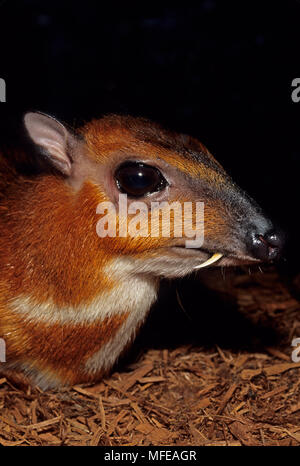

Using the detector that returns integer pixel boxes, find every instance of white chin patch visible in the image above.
[194,252,223,269]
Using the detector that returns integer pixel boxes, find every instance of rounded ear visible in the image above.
[24,112,75,176]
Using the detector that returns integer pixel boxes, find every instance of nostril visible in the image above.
[264,230,285,249]
[247,228,285,261]
[257,234,278,260]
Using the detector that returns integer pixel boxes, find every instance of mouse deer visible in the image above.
[0,112,284,388]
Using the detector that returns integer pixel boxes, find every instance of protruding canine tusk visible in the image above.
[194,252,223,269]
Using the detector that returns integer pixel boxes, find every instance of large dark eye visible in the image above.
[114,162,168,197]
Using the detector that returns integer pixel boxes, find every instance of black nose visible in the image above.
[247,228,285,261]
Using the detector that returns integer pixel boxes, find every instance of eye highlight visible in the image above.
[114,161,168,197]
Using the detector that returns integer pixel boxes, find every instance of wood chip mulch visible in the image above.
[0,265,299,446]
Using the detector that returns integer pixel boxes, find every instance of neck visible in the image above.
[0,174,159,388]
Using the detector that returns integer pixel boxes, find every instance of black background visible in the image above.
[0,0,299,354]
[0,0,299,295]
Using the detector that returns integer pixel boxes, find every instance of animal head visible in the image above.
[23,111,284,278]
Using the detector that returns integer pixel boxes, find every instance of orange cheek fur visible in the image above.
[82,120,232,250]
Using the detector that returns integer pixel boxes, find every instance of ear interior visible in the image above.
[24,112,73,176]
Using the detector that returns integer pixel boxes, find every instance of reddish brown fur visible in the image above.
[0,177,115,307]
[0,306,129,385]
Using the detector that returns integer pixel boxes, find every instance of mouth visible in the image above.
[171,245,261,269]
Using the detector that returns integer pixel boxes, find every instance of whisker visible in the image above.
[175,288,193,322]
[221,266,226,281]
